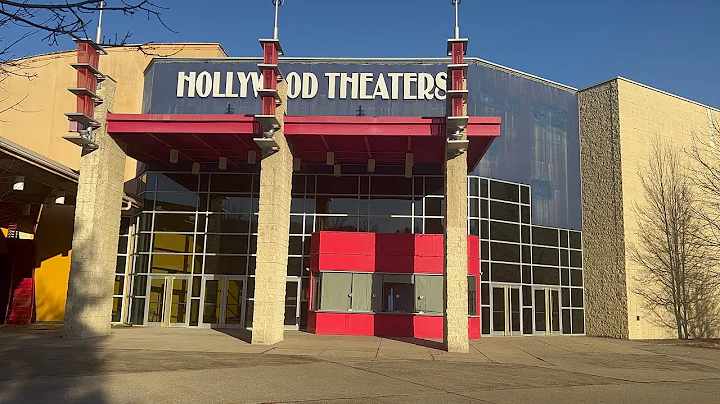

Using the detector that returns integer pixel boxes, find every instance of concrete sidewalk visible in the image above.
[1,325,719,403]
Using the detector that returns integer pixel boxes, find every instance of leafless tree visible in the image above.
[630,139,720,339]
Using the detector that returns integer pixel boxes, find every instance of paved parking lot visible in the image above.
[1,325,719,403]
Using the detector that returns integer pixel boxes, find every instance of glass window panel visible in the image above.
[481,283,489,306]
[116,256,127,274]
[289,215,303,234]
[572,309,585,334]
[491,242,520,263]
[469,177,479,197]
[561,250,569,266]
[205,234,249,255]
[571,288,584,307]
[521,186,530,204]
[521,206,530,224]
[130,298,145,325]
[480,179,488,198]
[469,219,479,236]
[481,262,489,281]
[152,233,197,254]
[292,175,306,194]
[481,241,489,260]
[569,232,582,249]
[491,263,521,283]
[317,176,358,194]
[481,220,489,239]
[352,273,373,312]
[301,277,310,301]
[150,254,195,274]
[522,266,532,284]
[562,309,572,334]
[425,177,443,196]
[521,226,530,244]
[482,306,490,334]
[425,218,444,234]
[288,236,303,255]
[205,195,254,214]
[468,276,477,316]
[203,280,221,324]
[490,201,519,222]
[302,236,311,256]
[288,257,303,276]
[135,254,150,274]
[570,251,583,268]
[305,216,315,234]
[533,266,560,285]
[367,197,412,216]
[306,175,316,194]
[203,255,247,275]
[154,192,198,212]
[415,275,443,314]
[522,245,531,264]
[414,218,422,234]
[113,275,124,295]
[117,236,129,254]
[153,213,197,233]
[156,173,198,192]
[490,221,519,242]
[284,305,298,326]
[561,268,570,286]
[143,172,158,192]
[111,297,122,322]
[205,214,252,234]
[532,227,559,247]
[571,269,583,286]
[199,174,211,192]
[248,256,256,275]
[290,198,305,214]
[245,299,254,327]
[560,230,569,248]
[533,246,559,266]
[523,307,533,334]
[490,181,519,202]
[522,285,532,306]
[138,213,152,232]
[359,176,369,194]
[250,235,257,254]
[469,198,479,217]
[371,176,412,195]
[207,174,253,193]
[316,195,359,215]
[189,300,200,326]
[562,288,571,307]
[192,277,201,297]
[481,199,488,218]
[424,197,444,216]
[320,272,352,311]
[492,287,505,332]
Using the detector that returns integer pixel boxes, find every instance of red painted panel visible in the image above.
[263,43,278,65]
[452,69,464,91]
[375,255,414,273]
[469,317,481,339]
[414,256,443,274]
[451,42,464,65]
[263,70,277,90]
[452,97,464,117]
[311,312,481,339]
[375,233,414,256]
[315,253,375,272]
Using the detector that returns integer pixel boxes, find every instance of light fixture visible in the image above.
[170,149,179,164]
[219,157,228,171]
[247,150,257,165]
[192,162,200,175]
[326,151,334,165]
[13,176,24,191]
[333,164,341,177]
[55,191,66,205]
[293,157,301,171]
[367,158,376,173]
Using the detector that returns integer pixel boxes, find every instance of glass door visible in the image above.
[146,276,190,327]
[490,284,522,336]
[202,277,245,329]
[284,278,300,330]
[534,287,562,335]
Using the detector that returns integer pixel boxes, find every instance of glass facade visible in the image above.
[123,171,584,335]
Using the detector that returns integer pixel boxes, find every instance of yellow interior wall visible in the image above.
[33,205,75,322]
[617,78,720,339]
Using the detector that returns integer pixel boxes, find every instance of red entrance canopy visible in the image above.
[107,114,500,168]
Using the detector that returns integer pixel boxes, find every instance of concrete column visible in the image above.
[443,140,470,352]
[64,77,125,339]
[251,80,292,345]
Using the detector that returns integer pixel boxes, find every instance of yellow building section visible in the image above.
[616,78,720,339]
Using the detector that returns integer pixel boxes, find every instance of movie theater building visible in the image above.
[2,39,717,342]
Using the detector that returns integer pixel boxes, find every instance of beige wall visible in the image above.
[0,43,227,181]
[616,78,720,339]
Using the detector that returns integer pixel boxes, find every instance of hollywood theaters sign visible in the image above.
[176,71,448,101]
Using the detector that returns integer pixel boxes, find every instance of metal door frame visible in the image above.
[145,275,191,327]
[490,283,522,336]
[533,286,562,336]
[199,275,247,329]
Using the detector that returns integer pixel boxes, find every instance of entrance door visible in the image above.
[534,287,561,335]
[284,278,300,330]
[491,284,522,336]
[202,277,246,328]
[147,276,190,327]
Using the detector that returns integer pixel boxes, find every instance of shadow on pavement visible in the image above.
[214,328,253,343]
[383,336,445,350]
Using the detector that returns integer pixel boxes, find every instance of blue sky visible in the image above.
[7,0,720,107]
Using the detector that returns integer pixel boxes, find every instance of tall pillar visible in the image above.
[251,38,292,345]
[443,37,470,353]
[63,76,125,339]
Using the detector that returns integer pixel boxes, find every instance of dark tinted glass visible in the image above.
[469,177,479,197]
[317,175,358,194]
[481,283,489,305]
[206,214,252,234]
[425,218,444,234]
[425,197,444,216]
[369,217,413,234]
[561,268,570,286]
[562,288,570,307]
[154,192,198,212]
[522,285,531,306]
[117,237,129,254]
[291,175,306,194]
[491,263,521,283]
[533,246,559,266]
[572,309,585,334]
[560,250,569,266]
[480,179,488,197]
[481,262,489,281]
[570,269,583,286]
[520,186,530,204]
[154,213,197,233]
[205,234,249,254]
[570,251,583,268]
[562,309,572,333]
[482,307,490,334]
[490,181,519,202]
[372,176,411,195]
[491,242,520,262]
[425,177,443,196]
[469,198,479,217]
[481,220,489,239]
[560,230,569,247]
[203,255,247,275]
[469,219,480,237]
[210,174,253,193]
[521,226,530,244]
[367,197,412,216]
[522,266,531,283]
[481,199,488,218]
[569,232,582,249]
[522,245,531,264]
[490,201,519,222]
[532,227,558,247]
[571,289,584,307]
[490,221,520,242]
[533,266,560,285]
[521,206,530,224]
